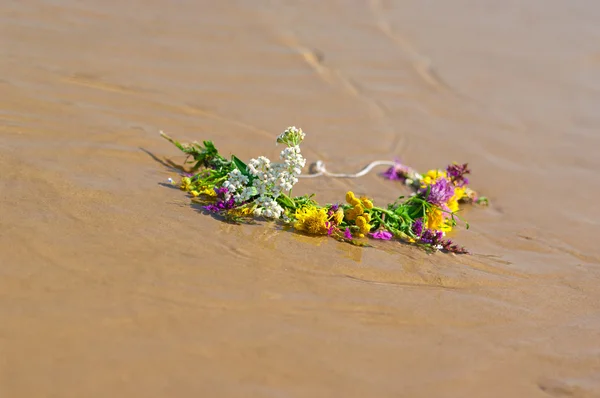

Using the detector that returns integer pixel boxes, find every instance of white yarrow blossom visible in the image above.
[254,197,283,219]
[222,169,249,200]
[223,127,307,219]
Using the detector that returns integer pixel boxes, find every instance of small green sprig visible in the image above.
[160,131,229,171]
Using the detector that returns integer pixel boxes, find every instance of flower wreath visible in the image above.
[161,126,488,254]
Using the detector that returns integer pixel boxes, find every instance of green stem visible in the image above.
[371,206,396,217]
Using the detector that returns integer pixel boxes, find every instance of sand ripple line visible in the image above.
[62,73,149,95]
[63,72,272,139]
[277,31,387,119]
[63,73,273,139]
[177,104,273,140]
[368,0,452,93]
[278,32,358,95]
[344,274,464,290]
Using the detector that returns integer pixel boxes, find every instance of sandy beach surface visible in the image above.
[2,1,600,397]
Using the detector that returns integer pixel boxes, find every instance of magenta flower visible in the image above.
[327,203,341,218]
[370,230,393,240]
[326,222,335,236]
[344,227,353,240]
[381,159,414,182]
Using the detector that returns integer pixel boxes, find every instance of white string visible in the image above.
[299,160,396,178]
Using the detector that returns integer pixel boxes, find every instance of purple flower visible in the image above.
[446,163,471,187]
[412,218,444,247]
[412,218,424,236]
[214,186,229,196]
[370,230,393,240]
[327,203,340,218]
[203,197,235,213]
[381,167,402,181]
[418,178,455,206]
[203,186,236,213]
[411,217,468,252]
[344,227,353,240]
[419,229,444,245]
[441,239,470,254]
[381,159,414,181]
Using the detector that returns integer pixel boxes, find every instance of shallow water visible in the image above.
[1,1,600,396]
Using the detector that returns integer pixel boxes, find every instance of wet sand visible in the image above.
[1,1,600,396]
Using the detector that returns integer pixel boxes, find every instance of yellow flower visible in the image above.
[447,198,459,213]
[446,186,465,213]
[180,177,192,191]
[345,208,356,221]
[346,191,361,206]
[454,186,466,201]
[200,187,217,197]
[332,208,344,224]
[426,208,453,233]
[361,197,374,209]
[190,190,200,197]
[345,203,364,221]
[229,206,254,217]
[354,203,364,216]
[422,169,447,186]
[355,216,372,235]
[344,192,374,225]
[346,191,356,204]
[356,216,367,227]
[294,206,329,235]
[347,191,374,209]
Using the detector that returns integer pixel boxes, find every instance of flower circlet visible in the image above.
[161,126,482,254]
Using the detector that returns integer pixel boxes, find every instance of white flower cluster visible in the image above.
[253,197,283,219]
[250,145,306,197]
[247,156,273,196]
[221,127,307,219]
[222,169,250,202]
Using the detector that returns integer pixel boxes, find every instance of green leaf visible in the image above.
[231,155,249,176]
[160,132,186,151]
[395,230,413,241]
[203,140,217,152]
[408,203,425,219]
[476,196,489,206]
[161,133,229,170]
[277,193,296,209]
